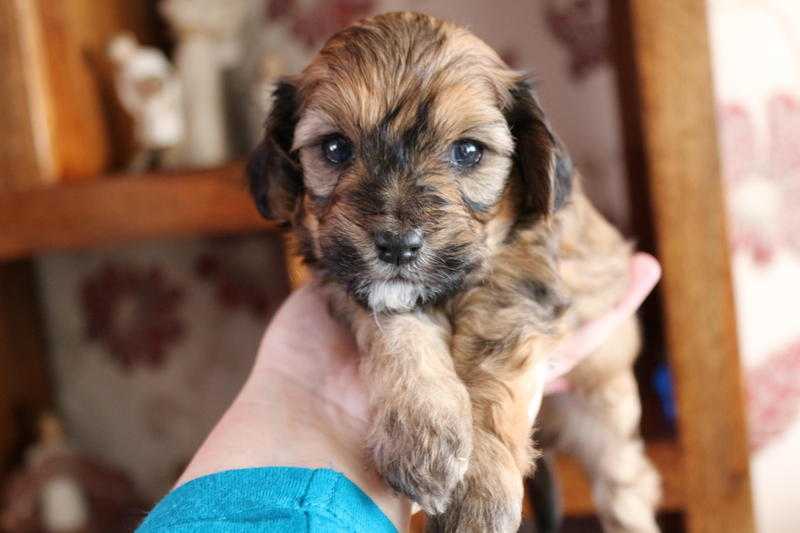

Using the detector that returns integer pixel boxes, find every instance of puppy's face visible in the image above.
[249,13,570,312]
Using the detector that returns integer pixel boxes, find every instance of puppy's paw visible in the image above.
[593,453,662,533]
[425,468,523,533]
[370,404,472,514]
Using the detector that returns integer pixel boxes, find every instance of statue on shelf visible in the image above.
[160,0,250,168]
[108,33,185,172]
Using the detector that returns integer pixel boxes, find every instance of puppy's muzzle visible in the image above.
[375,229,423,266]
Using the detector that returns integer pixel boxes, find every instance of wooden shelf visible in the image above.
[0,162,278,260]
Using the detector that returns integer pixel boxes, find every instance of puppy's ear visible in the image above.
[247,80,303,223]
[505,79,573,218]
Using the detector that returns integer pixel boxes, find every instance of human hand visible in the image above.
[175,253,660,530]
[174,281,410,526]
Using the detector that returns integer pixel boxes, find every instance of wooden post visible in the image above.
[0,262,52,468]
[0,0,52,468]
[623,2,755,532]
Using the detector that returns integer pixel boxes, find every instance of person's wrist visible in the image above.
[242,370,412,531]
[176,366,411,531]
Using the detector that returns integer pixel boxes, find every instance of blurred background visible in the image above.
[0,0,797,532]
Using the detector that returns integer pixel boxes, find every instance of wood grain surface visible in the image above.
[0,162,277,260]
[625,2,755,532]
[31,0,162,181]
[0,0,54,470]
[0,0,54,189]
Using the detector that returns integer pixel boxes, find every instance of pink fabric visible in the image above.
[710,1,800,530]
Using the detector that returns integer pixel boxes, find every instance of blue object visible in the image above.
[136,467,396,532]
[652,363,677,425]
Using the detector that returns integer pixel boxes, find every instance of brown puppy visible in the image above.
[248,12,660,533]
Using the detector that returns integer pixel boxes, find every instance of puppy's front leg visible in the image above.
[427,351,542,533]
[429,278,564,533]
[352,309,473,514]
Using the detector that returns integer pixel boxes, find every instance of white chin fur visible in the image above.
[367,280,424,312]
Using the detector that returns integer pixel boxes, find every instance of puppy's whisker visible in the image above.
[372,307,384,333]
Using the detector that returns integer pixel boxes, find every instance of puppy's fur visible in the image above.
[249,12,660,532]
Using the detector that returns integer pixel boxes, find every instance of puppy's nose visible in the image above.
[375,229,423,265]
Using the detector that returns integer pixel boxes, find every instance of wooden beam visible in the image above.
[0,0,54,470]
[0,261,51,469]
[0,163,277,260]
[0,0,54,189]
[623,2,755,532]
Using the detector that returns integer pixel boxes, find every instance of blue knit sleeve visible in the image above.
[136,467,397,533]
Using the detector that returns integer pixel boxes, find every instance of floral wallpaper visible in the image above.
[81,262,186,370]
[37,235,289,499]
[710,2,800,531]
[543,0,609,80]
[266,0,375,47]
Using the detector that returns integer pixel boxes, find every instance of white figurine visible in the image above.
[26,415,89,533]
[108,34,185,171]
[160,0,250,167]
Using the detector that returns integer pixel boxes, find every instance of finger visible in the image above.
[544,377,570,394]
[610,252,661,321]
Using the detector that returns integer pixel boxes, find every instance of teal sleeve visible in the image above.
[136,467,397,533]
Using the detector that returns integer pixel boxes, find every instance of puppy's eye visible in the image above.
[321,134,353,166]
[450,139,483,169]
